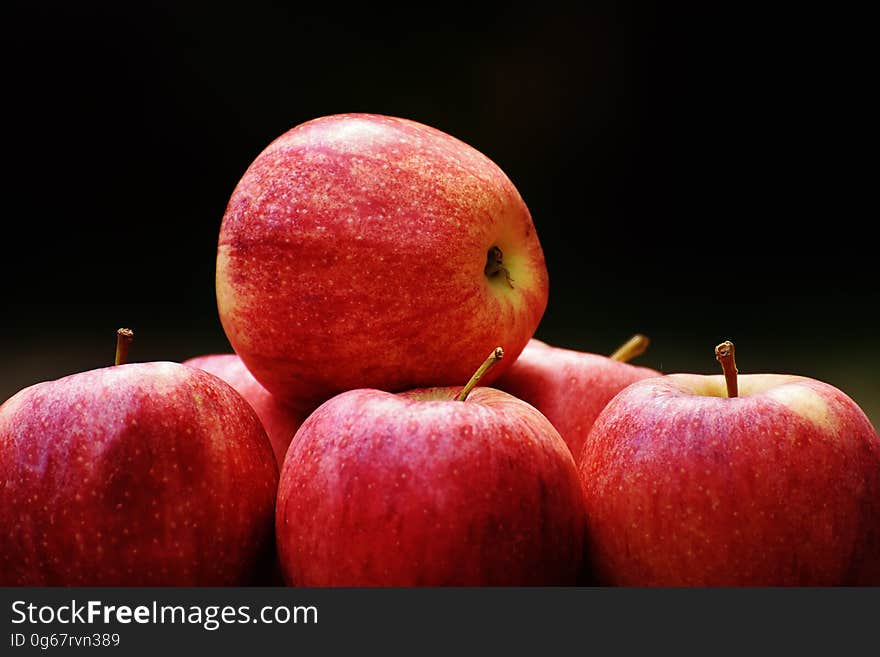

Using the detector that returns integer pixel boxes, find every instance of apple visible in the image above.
[216,113,549,414]
[0,329,279,586]
[275,348,586,585]
[578,341,880,586]
[496,334,660,458]
[183,353,303,466]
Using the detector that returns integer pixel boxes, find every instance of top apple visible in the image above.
[216,114,549,412]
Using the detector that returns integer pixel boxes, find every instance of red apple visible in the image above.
[578,341,880,586]
[216,113,549,414]
[0,330,278,586]
[275,349,585,585]
[183,353,303,466]
[496,335,660,458]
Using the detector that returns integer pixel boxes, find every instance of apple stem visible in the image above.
[455,347,504,401]
[609,334,650,362]
[115,328,134,366]
[714,340,738,398]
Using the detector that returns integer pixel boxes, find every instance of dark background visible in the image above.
[3,3,877,425]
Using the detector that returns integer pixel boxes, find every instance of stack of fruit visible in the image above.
[2,115,877,586]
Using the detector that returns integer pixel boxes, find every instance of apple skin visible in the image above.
[276,386,586,586]
[217,113,549,413]
[183,354,303,466]
[578,373,880,586]
[496,338,660,458]
[0,362,279,586]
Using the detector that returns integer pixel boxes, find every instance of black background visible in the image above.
[3,3,877,424]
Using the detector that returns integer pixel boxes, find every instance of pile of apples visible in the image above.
[2,114,878,586]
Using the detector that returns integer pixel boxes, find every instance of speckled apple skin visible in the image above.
[276,387,585,586]
[217,113,549,414]
[496,339,660,458]
[0,362,279,586]
[184,354,302,466]
[578,374,880,586]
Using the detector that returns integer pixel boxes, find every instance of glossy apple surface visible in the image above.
[0,362,278,586]
[184,353,302,466]
[578,374,880,585]
[497,338,659,458]
[276,386,585,585]
[217,113,549,413]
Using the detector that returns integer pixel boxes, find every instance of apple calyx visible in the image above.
[714,340,738,398]
[484,246,514,288]
[114,328,134,366]
[609,334,651,363]
[455,347,504,401]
